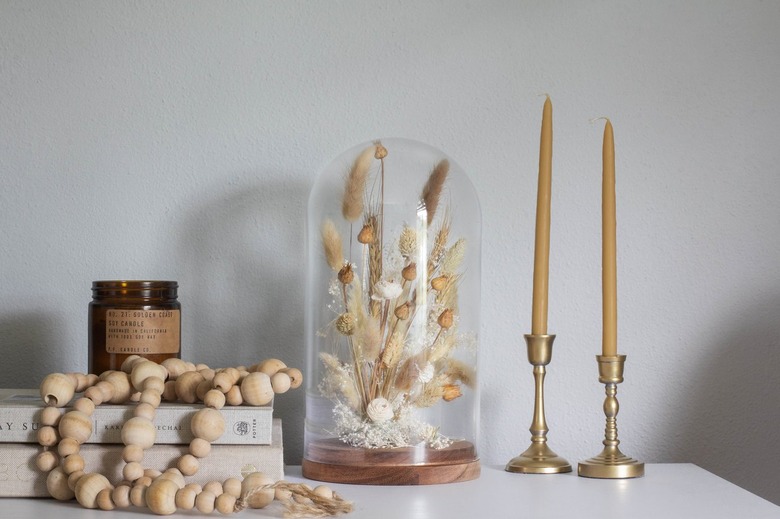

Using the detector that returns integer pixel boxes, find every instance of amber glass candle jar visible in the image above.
[89,280,181,374]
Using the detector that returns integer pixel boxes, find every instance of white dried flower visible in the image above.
[398,226,418,258]
[418,362,435,384]
[366,397,394,423]
[370,280,403,301]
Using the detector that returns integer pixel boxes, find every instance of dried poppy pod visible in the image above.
[357,224,374,244]
[402,262,417,281]
[374,143,388,159]
[337,263,354,284]
[240,372,274,405]
[335,313,356,335]
[431,275,448,291]
[40,373,75,408]
[394,301,411,320]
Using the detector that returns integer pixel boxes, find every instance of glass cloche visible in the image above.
[303,138,481,484]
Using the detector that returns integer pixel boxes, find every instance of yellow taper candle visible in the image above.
[531,96,553,335]
[602,119,618,357]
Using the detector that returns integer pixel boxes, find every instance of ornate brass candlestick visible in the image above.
[506,334,571,474]
[578,355,644,479]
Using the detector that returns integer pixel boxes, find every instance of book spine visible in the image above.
[0,405,272,445]
[0,420,283,497]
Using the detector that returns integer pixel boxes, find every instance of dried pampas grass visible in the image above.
[420,159,449,225]
[342,145,376,222]
[321,219,344,271]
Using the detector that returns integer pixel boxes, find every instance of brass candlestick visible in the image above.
[578,355,644,479]
[506,334,572,474]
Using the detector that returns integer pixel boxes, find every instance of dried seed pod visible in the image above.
[374,143,388,159]
[175,371,205,404]
[437,308,454,329]
[335,313,356,335]
[402,262,417,281]
[271,372,292,394]
[241,472,274,509]
[121,417,156,449]
[442,384,462,401]
[75,472,112,509]
[279,368,303,389]
[431,275,448,291]
[240,372,274,406]
[40,373,75,408]
[191,408,225,442]
[47,466,75,501]
[394,301,411,320]
[59,410,92,444]
[146,478,179,515]
[337,263,354,284]
[255,359,287,377]
[357,224,374,244]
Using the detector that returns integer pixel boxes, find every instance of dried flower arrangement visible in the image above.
[317,141,476,450]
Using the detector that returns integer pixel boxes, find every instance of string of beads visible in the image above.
[36,355,351,516]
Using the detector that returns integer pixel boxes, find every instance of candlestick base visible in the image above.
[577,355,644,479]
[505,334,572,475]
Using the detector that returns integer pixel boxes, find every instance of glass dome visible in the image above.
[303,138,481,484]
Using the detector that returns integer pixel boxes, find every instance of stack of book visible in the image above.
[0,388,283,497]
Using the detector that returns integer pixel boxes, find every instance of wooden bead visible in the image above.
[122,444,143,463]
[215,493,237,514]
[130,484,146,507]
[203,480,223,496]
[73,397,95,416]
[222,477,242,498]
[161,358,189,380]
[85,373,100,387]
[144,468,163,479]
[175,371,204,403]
[58,437,80,457]
[143,375,166,394]
[121,417,156,449]
[37,425,59,446]
[46,467,75,501]
[75,472,112,509]
[59,410,92,444]
[136,476,153,487]
[313,485,333,499]
[184,483,202,494]
[74,373,91,392]
[198,368,216,381]
[162,468,186,488]
[36,450,58,471]
[195,363,209,371]
[139,388,162,408]
[240,372,274,405]
[271,372,292,394]
[95,381,115,402]
[146,478,179,515]
[280,367,303,389]
[67,470,84,491]
[162,380,177,401]
[178,453,199,476]
[134,402,156,420]
[225,385,243,406]
[195,490,216,513]
[130,360,167,392]
[195,379,212,401]
[120,354,143,373]
[212,372,233,393]
[189,437,211,458]
[62,453,85,475]
[204,389,226,409]
[129,391,141,402]
[241,472,274,508]
[191,408,225,442]
[97,488,115,510]
[256,359,287,377]
[112,484,132,508]
[84,386,104,405]
[40,373,75,407]
[123,461,144,482]
[40,406,62,426]
[175,487,197,510]
[274,481,292,501]
[103,371,133,403]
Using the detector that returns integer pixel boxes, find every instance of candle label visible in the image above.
[104,309,180,354]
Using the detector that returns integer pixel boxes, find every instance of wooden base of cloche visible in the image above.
[302,438,480,485]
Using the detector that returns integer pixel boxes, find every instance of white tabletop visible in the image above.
[3,464,778,518]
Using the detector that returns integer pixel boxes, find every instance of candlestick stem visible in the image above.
[506,334,571,474]
[578,355,644,479]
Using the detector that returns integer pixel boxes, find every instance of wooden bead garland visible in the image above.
[36,357,352,517]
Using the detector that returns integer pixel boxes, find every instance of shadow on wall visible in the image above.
[0,313,69,388]
[670,293,780,505]
[174,174,310,464]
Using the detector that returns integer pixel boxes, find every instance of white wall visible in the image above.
[2,0,778,505]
